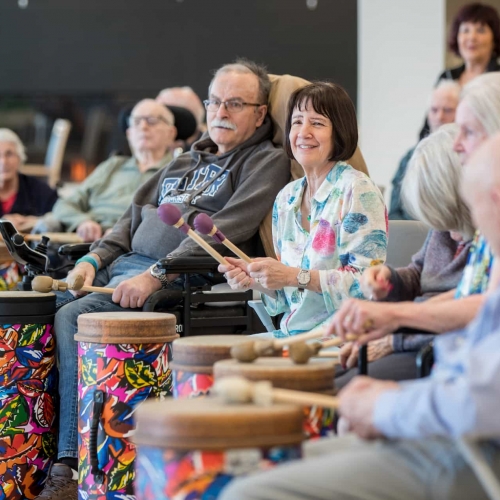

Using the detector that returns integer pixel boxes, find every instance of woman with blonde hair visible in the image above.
[336,124,474,385]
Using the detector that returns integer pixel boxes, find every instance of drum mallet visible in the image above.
[157,204,230,266]
[288,335,357,365]
[193,213,252,263]
[32,275,114,294]
[213,376,340,409]
[230,326,344,363]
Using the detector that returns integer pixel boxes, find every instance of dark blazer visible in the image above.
[419,57,500,140]
[0,173,58,217]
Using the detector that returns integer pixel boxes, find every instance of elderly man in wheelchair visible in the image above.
[21,58,291,499]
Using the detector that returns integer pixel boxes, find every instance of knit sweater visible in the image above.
[51,154,171,232]
[389,230,472,352]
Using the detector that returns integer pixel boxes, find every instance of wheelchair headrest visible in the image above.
[118,104,198,141]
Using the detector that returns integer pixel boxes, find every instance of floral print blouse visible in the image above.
[262,162,388,337]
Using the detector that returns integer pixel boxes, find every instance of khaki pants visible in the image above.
[220,434,500,500]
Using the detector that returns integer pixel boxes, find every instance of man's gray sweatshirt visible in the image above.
[90,116,291,266]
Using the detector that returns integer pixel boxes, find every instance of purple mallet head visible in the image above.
[157,203,182,226]
[157,203,190,234]
[194,212,225,244]
[193,213,214,234]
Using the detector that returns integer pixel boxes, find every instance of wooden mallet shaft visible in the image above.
[211,227,252,263]
[193,213,252,263]
[23,233,84,244]
[157,204,230,266]
[213,376,340,409]
[185,227,230,266]
[32,275,114,294]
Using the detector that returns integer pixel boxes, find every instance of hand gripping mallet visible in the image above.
[213,376,340,409]
[157,204,230,266]
[193,213,252,263]
[32,275,114,294]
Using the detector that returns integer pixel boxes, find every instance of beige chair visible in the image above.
[386,220,429,268]
[20,118,72,188]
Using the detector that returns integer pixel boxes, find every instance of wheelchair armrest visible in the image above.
[416,341,434,378]
[143,288,185,312]
[158,256,220,275]
[58,243,92,260]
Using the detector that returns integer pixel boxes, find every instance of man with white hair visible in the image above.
[37,98,176,242]
[156,86,206,151]
[38,59,290,499]
[220,132,500,500]
[389,80,461,219]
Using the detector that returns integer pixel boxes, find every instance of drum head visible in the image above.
[76,311,178,343]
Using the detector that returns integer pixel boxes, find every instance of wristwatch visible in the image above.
[297,269,311,291]
[150,263,170,289]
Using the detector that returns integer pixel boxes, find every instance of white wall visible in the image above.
[358,0,446,203]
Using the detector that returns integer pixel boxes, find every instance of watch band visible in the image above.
[150,264,170,289]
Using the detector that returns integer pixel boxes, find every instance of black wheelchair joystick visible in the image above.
[0,220,51,291]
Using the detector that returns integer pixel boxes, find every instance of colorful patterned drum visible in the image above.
[0,291,57,500]
[134,398,304,499]
[214,358,336,439]
[170,335,253,398]
[76,311,178,500]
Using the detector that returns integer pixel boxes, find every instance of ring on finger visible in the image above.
[345,315,352,323]
[255,277,260,284]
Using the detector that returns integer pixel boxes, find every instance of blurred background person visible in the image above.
[419,2,500,139]
[36,99,176,242]
[0,128,57,229]
[389,81,460,219]
[0,128,57,289]
[156,86,206,153]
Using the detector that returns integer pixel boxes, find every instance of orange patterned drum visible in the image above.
[214,357,336,439]
[170,335,253,398]
[134,398,304,499]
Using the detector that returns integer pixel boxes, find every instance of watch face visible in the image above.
[298,269,310,286]
[151,264,162,277]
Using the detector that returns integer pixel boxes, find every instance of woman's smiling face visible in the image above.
[289,100,334,171]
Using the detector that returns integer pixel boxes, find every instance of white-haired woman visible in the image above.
[330,72,500,385]
[335,124,474,385]
[0,129,57,289]
[0,128,58,229]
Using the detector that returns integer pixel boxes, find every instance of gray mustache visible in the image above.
[210,118,237,131]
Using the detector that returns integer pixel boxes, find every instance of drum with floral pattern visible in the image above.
[0,292,56,500]
[76,311,178,500]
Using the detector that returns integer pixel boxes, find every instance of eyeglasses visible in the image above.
[127,115,171,127]
[203,99,263,113]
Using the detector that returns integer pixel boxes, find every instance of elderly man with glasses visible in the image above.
[38,59,290,499]
[36,98,176,242]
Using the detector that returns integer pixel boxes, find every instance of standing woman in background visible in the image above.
[420,2,500,138]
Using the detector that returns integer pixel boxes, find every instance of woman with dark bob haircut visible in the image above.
[220,82,387,337]
[420,2,500,137]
